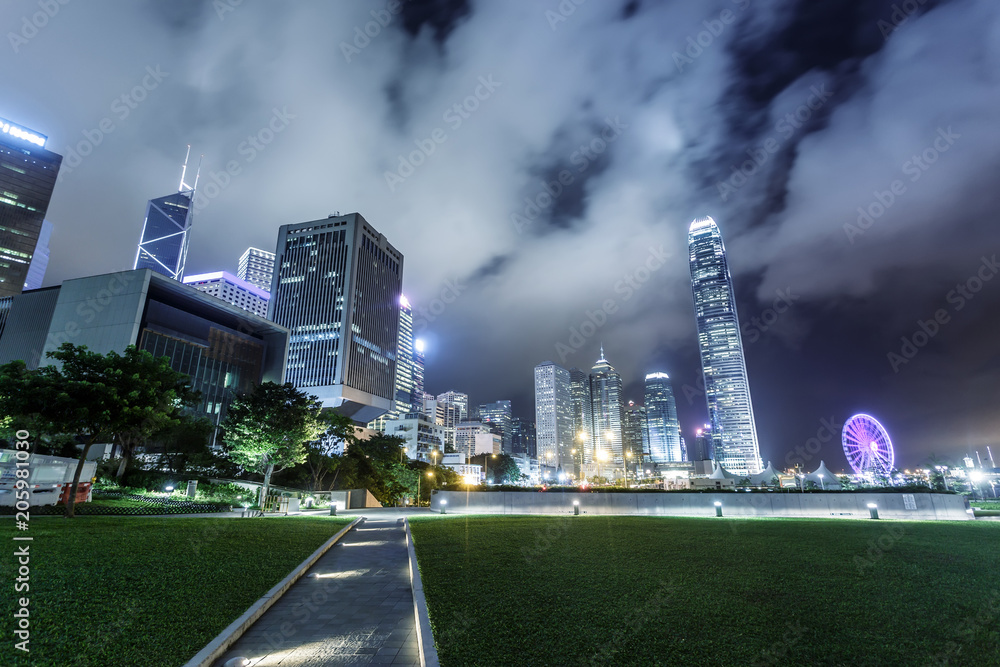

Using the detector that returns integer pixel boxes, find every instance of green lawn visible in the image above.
[410,516,1000,666]
[1,515,351,666]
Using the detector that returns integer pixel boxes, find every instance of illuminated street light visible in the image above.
[573,499,580,516]
[867,502,879,520]
[440,499,447,514]
[714,500,723,517]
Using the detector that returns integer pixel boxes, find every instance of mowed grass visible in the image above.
[0,516,351,667]
[409,516,1000,666]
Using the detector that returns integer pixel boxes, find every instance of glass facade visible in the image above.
[138,298,266,431]
[569,367,594,464]
[689,216,762,475]
[589,351,624,464]
[622,403,649,466]
[134,191,194,281]
[478,400,512,453]
[644,372,683,463]
[0,129,61,298]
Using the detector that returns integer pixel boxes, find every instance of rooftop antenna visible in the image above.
[192,153,204,193]
[599,342,605,361]
[178,144,192,192]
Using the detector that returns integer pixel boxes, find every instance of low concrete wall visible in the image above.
[430,490,971,521]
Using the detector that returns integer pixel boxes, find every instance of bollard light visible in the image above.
[440,499,447,514]
[329,502,337,516]
[867,503,879,520]
[573,499,580,516]
[714,500,723,517]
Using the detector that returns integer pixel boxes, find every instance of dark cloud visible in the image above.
[9,0,999,469]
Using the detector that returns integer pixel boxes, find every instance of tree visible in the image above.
[150,415,214,473]
[302,410,357,491]
[221,382,325,507]
[0,344,199,518]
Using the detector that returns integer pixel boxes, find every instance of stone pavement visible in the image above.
[215,510,422,666]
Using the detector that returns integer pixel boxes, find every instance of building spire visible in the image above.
[599,342,605,361]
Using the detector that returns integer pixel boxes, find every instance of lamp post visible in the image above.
[605,431,614,484]
[969,471,983,501]
[483,452,496,485]
[596,449,608,484]
[624,451,633,489]
[818,473,825,491]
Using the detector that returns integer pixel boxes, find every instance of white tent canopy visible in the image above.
[804,460,842,489]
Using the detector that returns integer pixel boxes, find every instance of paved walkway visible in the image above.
[216,510,421,666]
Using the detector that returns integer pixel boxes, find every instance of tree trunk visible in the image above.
[260,462,275,511]
[115,451,129,482]
[65,437,96,519]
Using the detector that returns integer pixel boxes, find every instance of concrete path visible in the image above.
[215,509,423,666]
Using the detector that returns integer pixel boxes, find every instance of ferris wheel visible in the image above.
[842,414,895,476]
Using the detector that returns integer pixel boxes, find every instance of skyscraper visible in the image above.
[569,367,594,464]
[534,361,574,472]
[436,391,469,422]
[367,294,415,432]
[510,417,536,458]
[479,400,513,453]
[134,147,199,281]
[590,347,625,464]
[0,117,61,298]
[269,212,403,423]
[644,372,683,463]
[411,339,425,412]
[622,401,649,466]
[238,246,276,292]
[23,219,52,290]
[689,216,762,475]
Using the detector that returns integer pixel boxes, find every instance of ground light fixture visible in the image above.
[573,499,580,516]
[329,501,337,516]
[867,503,879,520]
[714,500,723,517]
[440,499,447,514]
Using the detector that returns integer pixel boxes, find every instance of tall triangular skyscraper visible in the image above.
[134,146,200,281]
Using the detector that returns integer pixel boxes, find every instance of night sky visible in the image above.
[5,0,999,471]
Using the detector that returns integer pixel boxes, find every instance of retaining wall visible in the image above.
[430,490,971,521]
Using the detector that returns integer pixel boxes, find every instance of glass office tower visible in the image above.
[644,372,682,463]
[269,212,403,423]
[688,216,762,475]
[0,118,61,297]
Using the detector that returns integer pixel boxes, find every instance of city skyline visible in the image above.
[7,0,1000,468]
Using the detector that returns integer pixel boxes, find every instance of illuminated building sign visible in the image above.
[0,118,46,148]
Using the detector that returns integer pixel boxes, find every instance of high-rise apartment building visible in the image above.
[182,271,270,318]
[134,148,199,281]
[589,347,625,464]
[689,216,762,475]
[368,294,415,432]
[411,340,425,412]
[478,400,513,453]
[23,220,52,290]
[238,247,275,292]
[534,361,574,471]
[269,212,402,423]
[0,118,61,297]
[644,372,683,463]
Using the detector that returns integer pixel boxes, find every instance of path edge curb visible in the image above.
[406,517,440,667]
[183,516,364,667]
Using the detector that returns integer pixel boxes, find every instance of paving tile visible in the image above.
[214,511,422,667]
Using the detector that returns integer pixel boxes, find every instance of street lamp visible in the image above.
[418,470,434,507]
[818,473,825,491]
[970,471,984,501]
[483,452,496,485]
[624,451,633,489]
[596,449,608,484]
